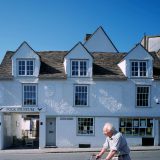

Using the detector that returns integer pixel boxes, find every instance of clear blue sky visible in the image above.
[0,0,160,63]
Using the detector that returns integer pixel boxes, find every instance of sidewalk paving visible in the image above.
[0,146,160,154]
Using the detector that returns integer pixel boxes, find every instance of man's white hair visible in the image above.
[103,122,115,132]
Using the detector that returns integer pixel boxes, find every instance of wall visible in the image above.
[37,79,160,118]
[148,37,160,52]
[1,77,160,147]
[3,114,13,148]
[56,117,119,147]
[1,78,160,118]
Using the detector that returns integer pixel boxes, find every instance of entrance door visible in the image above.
[46,118,56,146]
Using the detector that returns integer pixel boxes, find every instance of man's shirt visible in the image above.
[103,130,130,156]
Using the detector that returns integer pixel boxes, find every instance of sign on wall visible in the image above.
[0,106,46,113]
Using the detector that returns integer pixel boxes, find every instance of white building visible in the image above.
[141,35,160,52]
[0,27,160,150]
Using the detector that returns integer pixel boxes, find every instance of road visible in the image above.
[0,150,160,160]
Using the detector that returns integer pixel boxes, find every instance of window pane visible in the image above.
[71,60,88,76]
[80,61,87,76]
[140,62,147,77]
[18,60,25,75]
[131,61,147,77]
[23,85,36,106]
[131,62,138,76]
[75,85,88,106]
[72,61,78,76]
[26,60,34,75]
[137,86,149,107]
[77,118,94,135]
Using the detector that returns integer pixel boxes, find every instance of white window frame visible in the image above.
[77,117,94,136]
[23,84,37,106]
[71,59,88,77]
[136,86,150,107]
[130,60,148,78]
[17,59,35,76]
[74,85,89,107]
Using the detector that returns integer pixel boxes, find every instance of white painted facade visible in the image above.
[0,27,160,150]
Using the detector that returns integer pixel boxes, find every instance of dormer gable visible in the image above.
[118,44,153,78]
[12,41,40,77]
[84,26,118,53]
[64,42,93,77]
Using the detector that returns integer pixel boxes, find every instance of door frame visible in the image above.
[46,118,56,146]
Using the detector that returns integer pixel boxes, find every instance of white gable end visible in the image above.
[84,27,118,53]
[64,43,93,77]
[12,42,40,77]
[127,44,153,60]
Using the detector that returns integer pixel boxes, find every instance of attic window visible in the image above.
[71,60,88,77]
[17,59,34,76]
[131,61,147,77]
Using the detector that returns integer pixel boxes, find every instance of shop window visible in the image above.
[119,118,153,137]
[77,117,94,135]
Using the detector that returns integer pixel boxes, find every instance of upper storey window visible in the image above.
[131,61,147,77]
[71,60,88,77]
[17,59,34,76]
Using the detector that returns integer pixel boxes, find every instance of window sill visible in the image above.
[77,134,95,137]
[73,105,89,107]
[135,106,152,108]
[129,77,151,79]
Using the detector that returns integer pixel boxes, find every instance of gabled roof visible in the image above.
[84,26,118,52]
[0,50,126,80]
[11,41,39,58]
[119,43,153,62]
[1,50,160,80]
[64,42,93,58]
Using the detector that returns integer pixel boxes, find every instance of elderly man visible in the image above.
[96,123,131,160]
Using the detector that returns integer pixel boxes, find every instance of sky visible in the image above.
[0,0,160,63]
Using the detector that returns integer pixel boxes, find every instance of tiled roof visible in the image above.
[92,52,127,80]
[37,51,67,79]
[0,51,13,79]
[0,51,160,80]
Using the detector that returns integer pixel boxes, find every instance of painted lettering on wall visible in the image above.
[0,107,45,112]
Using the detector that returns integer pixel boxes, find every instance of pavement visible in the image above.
[0,146,160,154]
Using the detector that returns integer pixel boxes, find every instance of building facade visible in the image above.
[0,27,160,149]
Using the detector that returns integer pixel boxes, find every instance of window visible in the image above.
[131,61,147,77]
[18,59,34,76]
[77,117,94,135]
[119,118,153,137]
[23,84,37,106]
[71,60,88,77]
[136,86,150,107]
[74,85,88,106]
